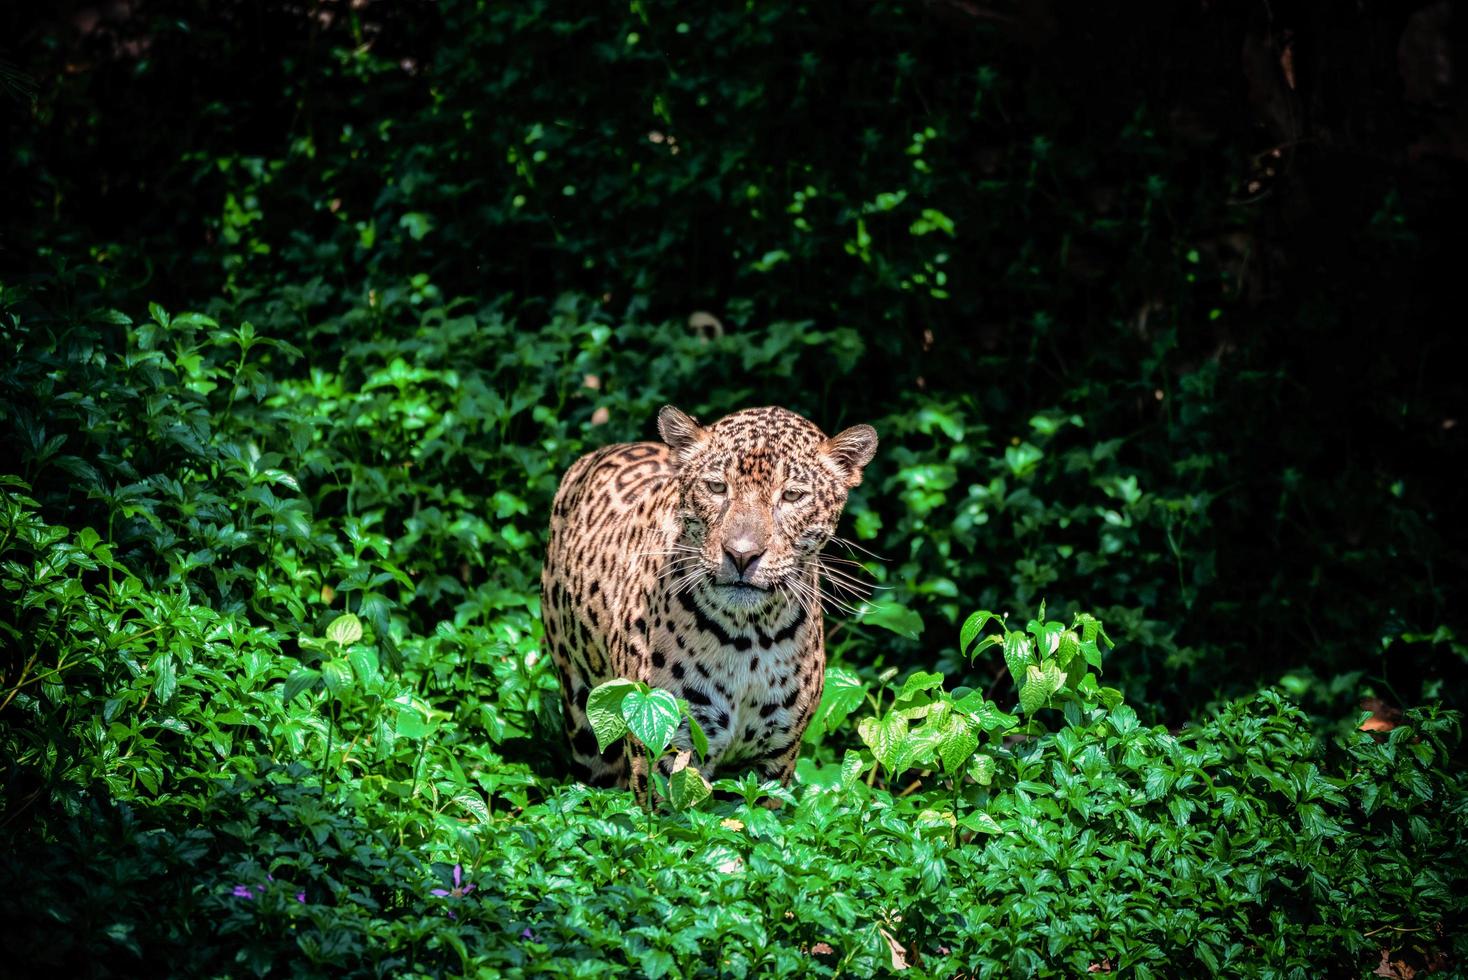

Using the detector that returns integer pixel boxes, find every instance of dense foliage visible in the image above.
[2,1,1465,975]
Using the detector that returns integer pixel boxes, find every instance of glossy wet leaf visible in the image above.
[586,679,636,753]
[621,688,680,758]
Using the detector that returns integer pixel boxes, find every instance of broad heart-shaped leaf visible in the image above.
[1039,659,1067,695]
[1056,630,1081,671]
[282,667,322,704]
[840,749,867,790]
[621,688,680,758]
[1003,631,1033,687]
[326,613,363,648]
[959,610,998,657]
[894,670,945,704]
[953,692,1021,734]
[320,658,353,697]
[1074,612,1114,649]
[586,679,637,753]
[888,725,943,776]
[858,712,909,771]
[936,716,979,774]
[1019,666,1049,715]
[807,666,868,740]
[1027,618,1064,658]
[669,764,712,810]
[859,600,925,640]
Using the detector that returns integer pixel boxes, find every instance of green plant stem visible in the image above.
[322,699,335,798]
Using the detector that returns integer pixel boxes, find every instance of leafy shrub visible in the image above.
[1,302,1463,973]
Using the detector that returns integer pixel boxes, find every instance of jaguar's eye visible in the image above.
[781,488,808,503]
[705,480,727,495]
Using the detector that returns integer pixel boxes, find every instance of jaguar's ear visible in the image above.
[657,405,708,460]
[820,423,879,488]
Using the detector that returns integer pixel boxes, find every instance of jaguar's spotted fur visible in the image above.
[541,405,878,794]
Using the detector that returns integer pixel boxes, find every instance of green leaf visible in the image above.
[859,600,925,640]
[1019,667,1048,715]
[326,613,363,648]
[686,710,710,759]
[959,610,997,656]
[958,810,1003,834]
[348,646,379,684]
[283,667,322,705]
[936,717,979,774]
[1003,631,1033,686]
[1075,612,1114,649]
[152,652,177,703]
[858,712,908,771]
[586,679,637,753]
[954,693,1020,734]
[452,792,491,824]
[808,666,867,739]
[321,658,352,697]
[669,764,712,810]
[1026,617,1063,659]
[889,725,943,775]
[840,749,867,789]
[621,687,680,758]
[639,950,676,980]
[1056,630,1081,670]
[969,753,996,786]
[1039,659,1067,695]
[393,694,434,738]
[894,669,945,704]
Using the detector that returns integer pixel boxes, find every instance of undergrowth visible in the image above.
[1,296,1463,977]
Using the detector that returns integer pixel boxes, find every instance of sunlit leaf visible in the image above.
[621,687,680,758]
[669,764,712,810]
[586,679,636,753]
[859,600,925,640]
[326,613,363,648]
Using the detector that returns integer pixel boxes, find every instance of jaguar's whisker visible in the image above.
[829,534,888,563]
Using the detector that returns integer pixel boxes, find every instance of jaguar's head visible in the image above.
[658,405,878,612]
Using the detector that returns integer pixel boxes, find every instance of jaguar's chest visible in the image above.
[647,586,818,769]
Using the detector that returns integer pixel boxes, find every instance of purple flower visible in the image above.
[296,891,307,904]
[430,863,476,899]
[232,875,277,901]
[521,927,538,941]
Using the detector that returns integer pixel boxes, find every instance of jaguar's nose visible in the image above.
[724,539,764,577]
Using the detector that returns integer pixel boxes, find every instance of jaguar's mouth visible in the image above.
[718,581,770,593]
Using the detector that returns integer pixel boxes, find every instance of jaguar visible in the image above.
[541,404,878,796]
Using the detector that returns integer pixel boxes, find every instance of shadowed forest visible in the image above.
[1,2,1465,976]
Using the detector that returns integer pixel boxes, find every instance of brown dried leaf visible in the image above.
[879,927,909,971]
[1375,949,1416,979]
